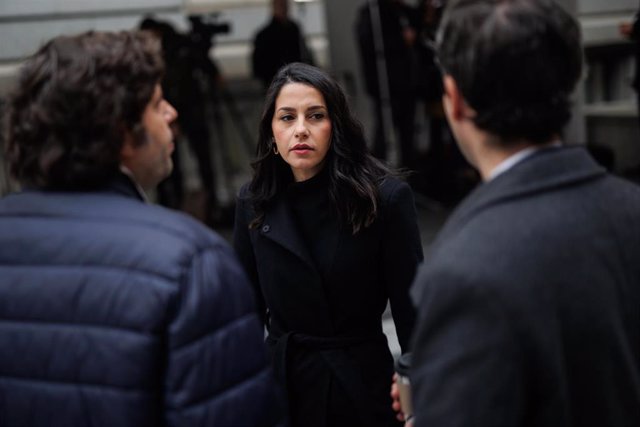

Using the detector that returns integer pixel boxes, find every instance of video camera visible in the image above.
[188,14,231,44]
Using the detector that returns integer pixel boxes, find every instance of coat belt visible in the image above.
[267,331,386,426]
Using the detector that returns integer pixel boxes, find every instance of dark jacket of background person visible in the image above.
[139,17,219,216]
[410,146,640,426]
[622,4,640,132]
[356,0,416,100]
[234,176,422,427]
[0,173,284,427]
[413,0,445,105]
[629,6,640,91]
[355,0,419,167]
[252,17,312,89]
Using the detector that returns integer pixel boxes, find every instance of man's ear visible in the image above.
[443,75,467,121]
[119,131,137,164]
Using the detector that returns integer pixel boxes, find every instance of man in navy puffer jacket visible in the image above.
[0,30,285,427]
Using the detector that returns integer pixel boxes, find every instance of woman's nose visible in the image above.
[294,118,309,137]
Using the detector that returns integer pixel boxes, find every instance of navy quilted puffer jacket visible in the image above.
[0,177,284,427]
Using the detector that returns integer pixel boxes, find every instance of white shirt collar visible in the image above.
[487,141,562,181]
[119,165,149,203]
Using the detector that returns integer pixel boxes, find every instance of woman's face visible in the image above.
[271,82,332,182]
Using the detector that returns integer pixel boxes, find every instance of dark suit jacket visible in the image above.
[234,177,423,427]
[410,146,640,426]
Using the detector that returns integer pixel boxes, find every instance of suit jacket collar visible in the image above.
[436,146,606,245]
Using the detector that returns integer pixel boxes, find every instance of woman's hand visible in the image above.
[390,373,414,426]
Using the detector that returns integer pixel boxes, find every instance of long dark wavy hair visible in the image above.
[4,30,163,190]
[248,62,393,234]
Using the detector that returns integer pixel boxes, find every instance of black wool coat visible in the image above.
[234,176,423,427]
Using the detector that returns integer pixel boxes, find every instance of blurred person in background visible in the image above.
[355,0,419,169]
[252,0,314,90]
[140,17,221,225]
[620,3,640,128]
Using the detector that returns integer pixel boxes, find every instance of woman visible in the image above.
[233,62,423,427]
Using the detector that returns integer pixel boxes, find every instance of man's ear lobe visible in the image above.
[443,75,465,120]
[120,132,136,162]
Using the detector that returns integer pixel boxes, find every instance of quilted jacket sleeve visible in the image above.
[163,243,285,427]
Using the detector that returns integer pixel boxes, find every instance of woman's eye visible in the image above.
[310,113,325,120]
[280,115,294,122]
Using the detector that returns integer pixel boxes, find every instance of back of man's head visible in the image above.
[436,0,582,144]
[5,31,164,190]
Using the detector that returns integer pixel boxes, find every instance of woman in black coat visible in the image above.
[233,62,423,427]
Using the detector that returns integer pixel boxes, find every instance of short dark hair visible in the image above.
[249,62,393,234]
[4,30,164,190]
[436,0,583,144]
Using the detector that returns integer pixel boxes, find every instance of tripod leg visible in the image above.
[220,87,257,158]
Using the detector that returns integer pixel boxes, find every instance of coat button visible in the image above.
[261,224,271,233]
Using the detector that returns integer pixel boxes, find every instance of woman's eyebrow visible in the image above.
[275,106,296,113]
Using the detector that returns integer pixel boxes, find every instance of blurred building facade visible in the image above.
[1,0,640,197]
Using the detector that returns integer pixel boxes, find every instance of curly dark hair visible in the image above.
[4,30,164,190]
[248,62,394,234]
[436,0,583,144]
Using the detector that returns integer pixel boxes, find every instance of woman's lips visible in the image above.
[291,144,313,153]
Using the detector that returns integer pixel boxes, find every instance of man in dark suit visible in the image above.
[406,0,640,426]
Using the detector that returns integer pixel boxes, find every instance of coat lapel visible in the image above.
[261,194,318,272]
